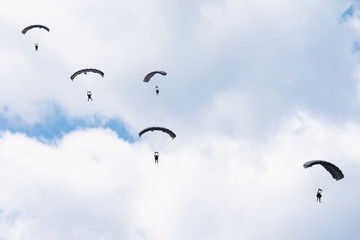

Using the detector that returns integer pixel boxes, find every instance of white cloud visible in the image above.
[0,110,356,239]
[0,0,356,128]
[0,0,360,239]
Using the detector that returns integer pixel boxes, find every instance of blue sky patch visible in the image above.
[342,5,354,21]
[0,107,136,143]
[352,41,360,53]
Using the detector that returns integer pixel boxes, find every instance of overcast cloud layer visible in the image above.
[0,0,360,239]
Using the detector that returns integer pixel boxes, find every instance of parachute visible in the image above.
[70,69,104,81]
[303,160,344,181]
[139,127,176,162]
[71,68,104,101]
[139,127,176,139]
[22,25,50,35]
[143,71,167,82]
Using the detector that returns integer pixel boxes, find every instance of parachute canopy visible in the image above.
[303,160,344,181]
[139,127,176,139]
[70,68,104,81]
[143,71,167,82]
[22,25,50,35]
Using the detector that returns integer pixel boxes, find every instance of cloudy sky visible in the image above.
[0,0,360,239]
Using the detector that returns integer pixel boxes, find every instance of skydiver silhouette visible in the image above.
[155,86,159,95]
[87,91,93,101]
[316,189,322,203]
[154,151,159,164]
[34,43,38,51]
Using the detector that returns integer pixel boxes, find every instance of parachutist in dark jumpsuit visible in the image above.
[154,151,159,164]
[155,86,159,95]
[316,189,322,203]
[87,91,93,101]
[35,43,38,51]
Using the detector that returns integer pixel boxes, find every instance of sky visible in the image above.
[0,0,360,239]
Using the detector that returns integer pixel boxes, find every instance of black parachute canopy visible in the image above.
[70,68,104,81]
[143,71,167,82]
[139,127,176,139]
[22,25,50,35]
[303,160,344,181]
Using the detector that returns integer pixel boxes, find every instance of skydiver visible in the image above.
[87,91,93,101]
[155,86,159,95]
[316,189,322,203]
[34,43,38,51]
[154,151,159,164]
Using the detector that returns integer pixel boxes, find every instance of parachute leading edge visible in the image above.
[143,71,167,82]
[139,127,176,139]
[22,25,50,35]
[303,160,344,181]
[70,68,104,81]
